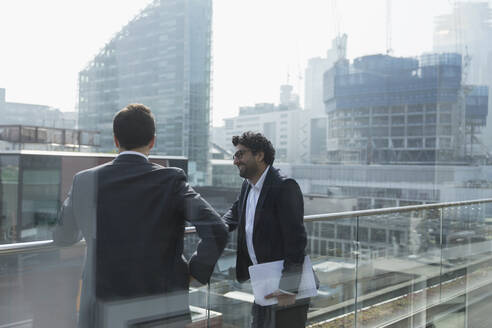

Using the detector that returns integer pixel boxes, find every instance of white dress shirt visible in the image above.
[118,150,148,160]
[245,165,270,265]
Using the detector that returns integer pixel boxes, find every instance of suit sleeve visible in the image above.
[221,181,247,232]
[174,170,228,284]
[53,176,83,246]
[277,179,307,294]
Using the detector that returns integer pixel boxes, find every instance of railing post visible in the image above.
[439,207,444,303]
[463,203,477,328]
[207,282,211,328]
[353,215,360,328]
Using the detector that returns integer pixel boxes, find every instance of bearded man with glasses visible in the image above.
[223,131,309,328]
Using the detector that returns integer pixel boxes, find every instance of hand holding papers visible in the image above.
[248,255,318,306]
[265,290,296,306]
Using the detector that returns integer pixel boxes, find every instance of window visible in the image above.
[408,138,423,148]
[371,228,387,243]
[408,115,423,124]
[337,225,352,240]
[425,138,436,148]
[392,116,405,125]
[321,223,335,238]
[391,127,405,136]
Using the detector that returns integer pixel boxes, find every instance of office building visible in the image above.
[78,0,212,184]
[223,85,302,163]
[302,35,348,163]
[0,88,76,129]
[276,162,492,209]
[211,125,228,150]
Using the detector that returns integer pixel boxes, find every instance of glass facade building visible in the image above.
[78,0,212,184]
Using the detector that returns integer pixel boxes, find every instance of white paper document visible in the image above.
[248,255,318,306]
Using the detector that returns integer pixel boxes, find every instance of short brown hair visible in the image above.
[113,104,155,150]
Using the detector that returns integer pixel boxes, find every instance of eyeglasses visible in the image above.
[233,149,250,160]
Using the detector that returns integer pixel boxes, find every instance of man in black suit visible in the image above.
[54,104,228,327]
[222,131,308,328]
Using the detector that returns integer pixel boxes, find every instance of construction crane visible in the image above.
[331,0,345,61]
[386,0,393,55]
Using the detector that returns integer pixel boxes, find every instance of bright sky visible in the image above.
[0,0,485,126]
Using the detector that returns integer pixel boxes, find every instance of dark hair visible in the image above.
[232,131,275,165]
[113,104,155,150]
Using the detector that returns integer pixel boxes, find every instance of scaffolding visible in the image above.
[323,53,488,164]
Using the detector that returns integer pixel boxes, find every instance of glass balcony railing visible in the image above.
[1,199,491,328]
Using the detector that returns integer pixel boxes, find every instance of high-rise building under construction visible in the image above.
[78,0,212,184]
[323,53,488,164]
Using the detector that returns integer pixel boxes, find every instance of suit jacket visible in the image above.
[222,166,307,294]
[53,154,228,327]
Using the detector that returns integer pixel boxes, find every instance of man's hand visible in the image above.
[189,274,201,287]
[264,290,296,306]
[189,275,205,288]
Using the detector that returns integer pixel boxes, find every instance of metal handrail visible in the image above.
[304,198,492,222]
[0,227,198,256]
[1,198,491,255]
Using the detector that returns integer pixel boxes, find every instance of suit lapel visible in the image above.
[239,182,251,233]
[253,167,274,233]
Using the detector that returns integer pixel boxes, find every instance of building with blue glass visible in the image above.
[323,53,488,164]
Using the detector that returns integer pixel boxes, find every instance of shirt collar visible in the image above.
[117,150,148,160]
[248,165,270,190]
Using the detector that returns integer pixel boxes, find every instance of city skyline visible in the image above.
[0,0,486,126]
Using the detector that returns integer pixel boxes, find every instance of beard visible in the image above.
[238,162,257,179]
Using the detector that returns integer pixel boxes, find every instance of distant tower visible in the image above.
[433,2,492,85]
[280,85,293,106]
[433,2,492,151]
[305,34,347,115]
[302,35,347,163]
[279,84,299,110]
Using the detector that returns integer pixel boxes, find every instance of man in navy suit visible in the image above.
[54,104,228,327]
[222,131,309,328]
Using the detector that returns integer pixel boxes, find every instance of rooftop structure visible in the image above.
[0,125,99,152]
